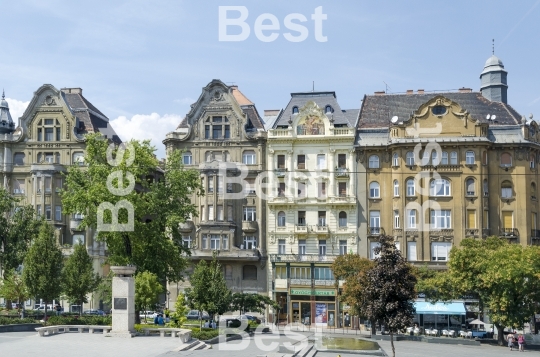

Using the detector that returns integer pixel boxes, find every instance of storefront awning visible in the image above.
[414,302,466,315]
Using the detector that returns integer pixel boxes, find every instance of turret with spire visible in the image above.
[0,90,15,134]
[480,40,508,103]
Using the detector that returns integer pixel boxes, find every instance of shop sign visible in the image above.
[290,289,335,296]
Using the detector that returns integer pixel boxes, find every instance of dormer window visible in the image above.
[205,116,230,139]
[431,106,447,116]
[292,106,299,114]
[325,105,333,114]
[37,119,61,142]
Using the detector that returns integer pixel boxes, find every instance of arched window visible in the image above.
[531,153,536,169]
[430,179,451,196]
[406,151,415,166]
[13,152,25,166]
[325,105,333,114]
[183,151,192,165]
[501,181,513,198]
[243,265,257,280]
[431,151,439,166]
[338,211,347,227]
[277,211,286,227]
[292,106,299,114]
[406,179,415,196]
[501,152,512,167]
[393,180,399,197]
[369,182,380,198]
[242,150,256,165]
[72,152,84,166]
[450,151,458,165]
[441,151,449,165]
[392,153,399,166]
[368,155,380,168]
[466,151,475,165]
[466,178,475,196]
[532,182,537,200]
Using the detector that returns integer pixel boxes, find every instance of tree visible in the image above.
[0,269,30,315]
[61,134,203,282]
[62,244,101,317]
[168,292,188,327]
[22,222,63,319]
[135,271,163,324]
[362,235,417,357]
[185,253,232,329]
[231,292,278,315]
[95,271,113,310]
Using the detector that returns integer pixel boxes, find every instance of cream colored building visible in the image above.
[0,84,120,311]
[265,91,358,326]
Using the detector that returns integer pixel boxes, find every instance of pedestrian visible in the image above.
[153,314,159,325]
[507,333,515,351]
[55,304,61,316]
[157,314,165,326]
[517,333,525,352]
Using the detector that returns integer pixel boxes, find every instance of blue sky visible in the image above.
[3,0,540,158]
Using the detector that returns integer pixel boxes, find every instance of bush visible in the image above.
[44,315,112,326]
[189,327,220,341]
[0,317,36,325]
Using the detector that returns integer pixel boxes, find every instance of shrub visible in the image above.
[0,317,36,325]
[189,327,220,340]
[44,315,112,326]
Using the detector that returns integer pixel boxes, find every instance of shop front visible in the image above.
[289,288,337,327]
[413,301,466,331]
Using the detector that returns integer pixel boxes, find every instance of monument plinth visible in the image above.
[105,265,137,338]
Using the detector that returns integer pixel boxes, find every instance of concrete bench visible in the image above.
[35,325,112,337]
[142,328,191,342]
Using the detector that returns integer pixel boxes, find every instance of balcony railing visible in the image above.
[269,254,339,263]
[297,125,325,136]
[368,227,382,235]
[499,228,519,237]
[335,167,349,177]
[295,224,308,233]
[531,229,540,239]
[275,168,287,177]
[465,228,479,237]
[482,228,490,237]
[242,221,258,233]
[290,279,311,286]
[70,219,84,231]
[313,225,329,233]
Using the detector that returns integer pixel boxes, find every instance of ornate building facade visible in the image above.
[163,80,268,305]
[265,92,358,326]
[0,84,120,310]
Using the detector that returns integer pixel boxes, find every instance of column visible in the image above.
[268,150,274,199]
[349,149,355,197]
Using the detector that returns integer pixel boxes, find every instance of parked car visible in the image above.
[139,311,158,319]
[185,310,210,320]
[83,309,106,316]
[36,305,54,311]
[238,314,261,324]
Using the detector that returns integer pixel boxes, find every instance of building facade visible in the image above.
[265,92,358,326]
[0,84,120,311]
[163,80,268,305]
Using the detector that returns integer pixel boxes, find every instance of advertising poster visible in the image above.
[315,303,327,326]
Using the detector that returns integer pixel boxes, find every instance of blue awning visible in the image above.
[414,302,466,315]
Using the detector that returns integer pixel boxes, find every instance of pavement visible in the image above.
[0,330,538,357]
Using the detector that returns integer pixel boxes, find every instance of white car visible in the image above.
[139,311,158,319]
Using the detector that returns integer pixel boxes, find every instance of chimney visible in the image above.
[374,91,386,96]
[61,88,83,94]
[417,89,424,94]
[406,90,413,95]
[459,87,472,93]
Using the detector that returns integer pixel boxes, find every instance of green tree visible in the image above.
[135,271,163,323]
[362,235,417,357]
[0,269,30,315]
[61,134,202,282]
[95,271,113,310]
[231,292,278,315]
[22,222,63,319]
[168,292,188,327]
[62,244,101,317]
[186,253,232,329]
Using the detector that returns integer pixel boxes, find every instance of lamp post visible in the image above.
[166,290,170,310]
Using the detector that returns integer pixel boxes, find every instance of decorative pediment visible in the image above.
[293,101,329,136]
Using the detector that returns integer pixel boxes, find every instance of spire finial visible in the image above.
[2,89,4,100]
[492,39,495,55]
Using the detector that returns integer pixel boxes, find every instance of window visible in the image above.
[55,153,60,164]
[368,155,379,168]
[36,205,42,217]
[431,242,451,261]
[338,154,346,168]
[208,205,214,221]
[483,210,489,229]
[531,153,536,169]
[74,212,84,220]
[227,205,233,221]
[430,179,451,196]
[208,176,214,193]
[210,234,220,250]
[243,151,256,165]
[212,125,222,139]
[183,152,192,165]
[55,205,62,221]
[338,182,347,197]
[450,151,458,165]
[532,182,537,200]
[297,181,306,198]
[467,210,476,229]
[338,211,347,227]
[72,152,84,165]
[501,152,512,167]
[501,181,513,198]
[297,211,306,226]
[290,267,310,279]
[14,153,25,166]
[297,155,305,169]
[406,179,415,196]
[466,178,475,196]
[37,177,42,193]
[369,182,380,198]
[483,179,488,196]
[466,151,475,165]
[224,125,230,139]
[407,209,417,228]
[482,151,488,165]
[243,265,257,280]
[222,234,229,249]
[298,239,306,255]
[292,106,299,114]
[245,178,255,195]
[202,235,208,249]
[217,205,224,221]
[441,151,448,165]
[224,265,233,280]
[339,240,347,255]
[318,182,326,197]
[370,242,381,260]
[277,211,286,227]
[393,180,399,197]
[406,151,415,166]
[44,153,54,163]
[394,241,401,251]
[182,236,192,248]
[407,242,417,261]
[370,211,380,229]
[278,182,286,197]
[243,207,256,221]
[13,179,25,194]
[73,234,85,245]
[45,205,51,220]
[243,236,257,249]
[432,106,447,115]
[278,239,286,254]
[44,177,51,193]
[394,210,400,228]
[205,125,210,139]
[431,210,451,229]
[431,151,439,166]
[275,266,287,279]
[318,211,326,226]
[217,176,224,194]
[325,105,333,114]
[317,154,326,169]
[502,211,513,230]
[277,155,285,169]
[392,153,399,166]
[314,267,334,280]
[319,240,327,256]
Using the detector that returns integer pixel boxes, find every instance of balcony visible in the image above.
[290,279,311,286]
[499,228,519,238]
[531,230,540,239]
[313,225,329,233]
[70,219,84,231]
[296,224,308,233]
[314,280,335,287]
[275,168,287,177]
[368,227,383,236]
[179,221,194,233]
[465,228,479,238]
[335,167,349,177]
[482,228,490,237]
[242,220,258,233]
[269,254,339,263]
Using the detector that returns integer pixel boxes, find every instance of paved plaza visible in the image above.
[0,330,538,357]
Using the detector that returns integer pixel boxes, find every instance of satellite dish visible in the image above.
[391,116,399,123]
[486,114,490,120]
[491,115,496,120]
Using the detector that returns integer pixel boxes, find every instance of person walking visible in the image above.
[507,333,515,351]
[517,333,525,352]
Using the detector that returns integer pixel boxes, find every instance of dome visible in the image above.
[0,90,15,134]
[484,55,504,68]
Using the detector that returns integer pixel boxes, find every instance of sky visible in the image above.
[3,0,540,158]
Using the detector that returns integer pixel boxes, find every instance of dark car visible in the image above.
[186,310,210,320]
[240,314,262,324]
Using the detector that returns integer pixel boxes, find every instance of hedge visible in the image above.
[0,317,36,325]
[44,316,112,326]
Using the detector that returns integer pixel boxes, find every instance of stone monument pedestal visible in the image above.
[105,266,137,338]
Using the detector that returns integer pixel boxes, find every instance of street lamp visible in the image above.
[166,290,170,310]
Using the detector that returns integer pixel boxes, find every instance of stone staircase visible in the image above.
[273,343,316,357]
[174,339,211,351]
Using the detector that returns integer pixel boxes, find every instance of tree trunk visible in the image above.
[6,298,12,311]
[371,319,376,335]
[44,303,48,321]
[390,332,395,357]
[497,324,505,346]
[79,299,82,318]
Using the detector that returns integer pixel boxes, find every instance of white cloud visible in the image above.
[5,98,30,122]
[110,113,182,159]
[174,97,195,105]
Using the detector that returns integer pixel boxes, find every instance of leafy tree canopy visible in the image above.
[0,269,29,313]
[231,292,277,315]
[135,271,163,318]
